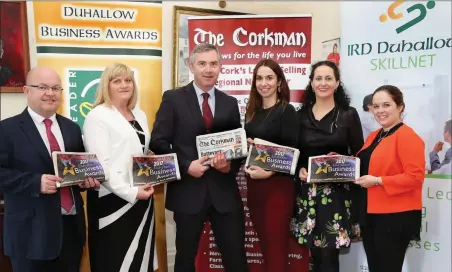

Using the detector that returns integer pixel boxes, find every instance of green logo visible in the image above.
[379,1,436,34]
[67,69,103,128]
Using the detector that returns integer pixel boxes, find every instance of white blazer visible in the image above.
[83,104,151,204]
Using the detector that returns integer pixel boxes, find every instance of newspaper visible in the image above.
[52,152,105,187]
[196,128,248,165]
[307,155,360,183]
[245,138,300,175]
[129,153,181,186]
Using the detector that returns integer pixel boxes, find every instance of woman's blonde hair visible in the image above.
[93,63,138,110]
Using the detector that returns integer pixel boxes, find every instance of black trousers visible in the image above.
[362,212,420,272]
[173,191,247,272]
[310,248,340,272]
[10,215,83,272]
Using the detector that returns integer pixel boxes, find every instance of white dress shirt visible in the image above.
[193,82,215,117]
[27,107,76,215]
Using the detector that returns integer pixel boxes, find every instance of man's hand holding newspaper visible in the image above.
[210,152,231,173]
[196,128,248,169]
[188,156,210,178]
[188,153,231,178]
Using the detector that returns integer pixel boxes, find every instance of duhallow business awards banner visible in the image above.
[28,2,162,271]
[29,1,163,129]
[339,2,451,271]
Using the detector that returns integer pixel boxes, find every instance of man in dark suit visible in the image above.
[0,66,100,272]
[150,43,247,272]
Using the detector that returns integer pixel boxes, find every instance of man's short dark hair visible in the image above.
[445,119,452,135]
[362,94,373,111]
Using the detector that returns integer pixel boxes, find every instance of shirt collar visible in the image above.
[193,81,215,99]
[27,106,57,125]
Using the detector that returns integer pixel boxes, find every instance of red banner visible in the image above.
[188,15,312,272]
[188,15,312,106]
[195,167,310,272]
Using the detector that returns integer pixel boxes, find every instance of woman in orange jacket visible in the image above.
[356,85,425,272]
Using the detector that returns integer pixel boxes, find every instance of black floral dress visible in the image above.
[292,105,365,249]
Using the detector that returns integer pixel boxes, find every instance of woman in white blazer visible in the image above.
[83,63,157,272]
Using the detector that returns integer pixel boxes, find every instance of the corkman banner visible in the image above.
[187,15,312,271]
[188,14,312,124]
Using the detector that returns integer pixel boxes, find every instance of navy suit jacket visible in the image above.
[0,108,86,260]
[150,82,243,214]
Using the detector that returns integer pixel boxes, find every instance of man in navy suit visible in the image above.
[150,43,247,272]
[0,66,100,272]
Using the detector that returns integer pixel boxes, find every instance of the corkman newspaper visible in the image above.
[307,155,360,183]
[196,128,248,163]
[245,138,300,175]
[52,152,105,187]
[129,153,181,186]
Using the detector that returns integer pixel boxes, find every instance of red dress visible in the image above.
[245,102,309,272]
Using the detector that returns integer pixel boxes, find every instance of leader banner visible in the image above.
[340,2,451,272]
[188,15,312,272]
[188,15,312,124]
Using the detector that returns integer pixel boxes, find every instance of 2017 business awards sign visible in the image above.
[340,1,451,271]
[187,15,312,272]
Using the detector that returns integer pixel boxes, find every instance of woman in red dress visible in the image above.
[244,59,301,272]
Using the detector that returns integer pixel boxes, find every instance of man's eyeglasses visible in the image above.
[28,85,63,93]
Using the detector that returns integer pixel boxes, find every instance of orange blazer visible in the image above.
[358,124,425,214]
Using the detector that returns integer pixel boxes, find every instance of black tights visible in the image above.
[311,248,340,272]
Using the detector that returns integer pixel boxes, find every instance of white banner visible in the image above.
[340,1,451,271]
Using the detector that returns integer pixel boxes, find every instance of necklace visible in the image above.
[263,99,280,121]
[377,129,390,142]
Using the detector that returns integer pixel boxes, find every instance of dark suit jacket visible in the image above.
[150,82,242,214]
[0,109,86,260]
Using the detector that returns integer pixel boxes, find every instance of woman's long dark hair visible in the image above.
[302,61,351,109]
[246,59,290,121]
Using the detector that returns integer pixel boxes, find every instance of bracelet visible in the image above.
[374,177,381,186]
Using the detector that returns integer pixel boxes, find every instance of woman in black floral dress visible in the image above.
[292,61,365,272]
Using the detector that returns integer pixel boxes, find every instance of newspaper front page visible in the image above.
[129,153,181,186]
[245,138,300,175]
[196,128,248,164]
[52,152,105,187]
[307,155,360,183]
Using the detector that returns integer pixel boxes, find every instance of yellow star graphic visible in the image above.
[315,164,330,174]
[63,164,76,175]
[254,152,270,163]
[137,166,151,176]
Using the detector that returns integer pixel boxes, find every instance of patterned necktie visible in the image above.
[43,119,74,213]
[202,93,213,132]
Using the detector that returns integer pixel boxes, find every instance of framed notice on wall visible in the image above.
[322,37,340,67]
[0,1,30,93]
[171,6,247,89]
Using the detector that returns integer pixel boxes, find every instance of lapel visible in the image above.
[18,108,53,167]
[112,106,144,155]
[132,107,150,154]
[183,82,206,131]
